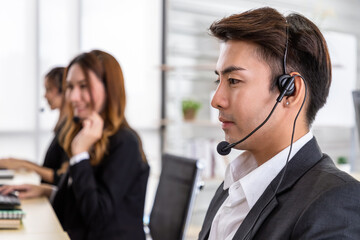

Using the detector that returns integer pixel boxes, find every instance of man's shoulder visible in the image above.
[293,154,360,203]
[311,154,359,184]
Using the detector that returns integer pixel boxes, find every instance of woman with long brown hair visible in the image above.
[0,50,150,240]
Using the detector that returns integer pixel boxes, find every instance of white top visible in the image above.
[208,131,313,240]
[69,151,90,166]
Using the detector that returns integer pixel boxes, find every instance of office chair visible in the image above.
[148,153,203,240]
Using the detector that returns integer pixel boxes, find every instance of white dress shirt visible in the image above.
[208,131,313,240]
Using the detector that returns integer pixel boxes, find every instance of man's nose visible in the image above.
[211,82,229,110]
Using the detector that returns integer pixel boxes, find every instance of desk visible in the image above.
[0,170,70,240]
[0,197,70,240]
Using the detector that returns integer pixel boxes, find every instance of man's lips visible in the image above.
[219,117,235,129]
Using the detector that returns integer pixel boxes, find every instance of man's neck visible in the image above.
[251,127,309,166]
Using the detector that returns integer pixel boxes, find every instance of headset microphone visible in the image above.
[73,116,80,123]
[217,141,232,156]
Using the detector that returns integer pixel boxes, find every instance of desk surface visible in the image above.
[0,197,70,240]
[0,171,70,240]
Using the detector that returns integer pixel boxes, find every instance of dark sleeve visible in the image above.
[68,134,143,228]
[292,181,360,239]
[42,136,64,169]
[42,135,68,184]
[53,172,64,185]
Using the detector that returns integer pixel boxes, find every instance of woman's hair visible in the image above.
[59,50,146,165]
[45,67,65,93]
[209,7,332,126]
[45,67,66,132]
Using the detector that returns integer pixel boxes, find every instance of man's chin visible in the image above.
[225,135,236,144]
[224,135,247,149]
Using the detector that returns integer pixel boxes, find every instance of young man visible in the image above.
[199,7,360,240]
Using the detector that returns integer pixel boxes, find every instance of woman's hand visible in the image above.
[0,158,28,170]
[71,111,104,155]
[0,184,52,199]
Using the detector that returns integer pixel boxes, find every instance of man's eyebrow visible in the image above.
[215,66,247,75]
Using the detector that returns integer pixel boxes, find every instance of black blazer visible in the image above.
[52,127,150,240]
[42,132,68,184]
[199,137,360,240]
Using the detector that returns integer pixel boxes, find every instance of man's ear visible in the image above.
[283,72,306,108]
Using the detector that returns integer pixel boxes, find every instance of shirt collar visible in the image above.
[223,131,313,208]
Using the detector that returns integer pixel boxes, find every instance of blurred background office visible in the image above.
[0,0,359,238]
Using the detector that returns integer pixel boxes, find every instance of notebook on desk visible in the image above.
[0,218,21,229]
[0,193,24,229]
[0,209,24,229]
[0,192,21,210]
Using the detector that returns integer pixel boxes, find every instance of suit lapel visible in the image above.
[232,186,278,240]
[233,137,323,240]
[199,182,229,240]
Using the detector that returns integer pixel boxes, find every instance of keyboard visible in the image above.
[0,169,14,179]
[0,192,20,210]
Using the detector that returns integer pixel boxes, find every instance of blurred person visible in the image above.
[0,50,150,240]
[0,67,68,184]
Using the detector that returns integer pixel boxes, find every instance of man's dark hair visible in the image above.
[209,7,332,125]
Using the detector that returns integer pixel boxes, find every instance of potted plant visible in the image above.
[182,99,201,121]
[337,156,350,173]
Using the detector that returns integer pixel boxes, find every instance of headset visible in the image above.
[215,20,308,240]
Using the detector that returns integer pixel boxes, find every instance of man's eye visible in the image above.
[229,78,240,84]
[214,79,220,85]
[80,84,88,89]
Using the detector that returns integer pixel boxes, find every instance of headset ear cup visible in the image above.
[278,74,295,96]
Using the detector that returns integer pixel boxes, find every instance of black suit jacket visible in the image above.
[199,137,360,240]
[52,127,150,240]
[42,132,68,184]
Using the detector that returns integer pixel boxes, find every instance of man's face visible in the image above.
[211,40,279,151]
